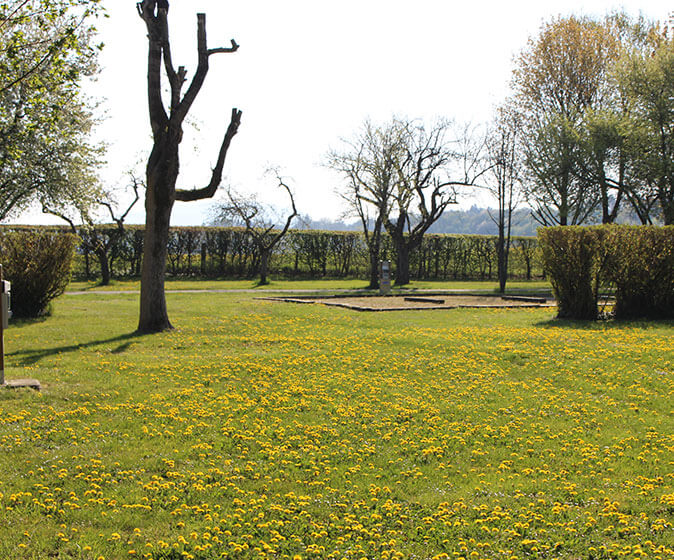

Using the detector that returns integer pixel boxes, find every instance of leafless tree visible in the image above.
[327,120,402,288]
[484,108,523,293]
[215,173,297,285]
[386,119,487,286]
[136,0,241,332]
[44,175,141,285]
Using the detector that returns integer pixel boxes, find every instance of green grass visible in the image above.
[0,290,672,559]
[67,278,552,294]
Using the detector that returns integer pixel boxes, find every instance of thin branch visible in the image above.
[208,39,239,55]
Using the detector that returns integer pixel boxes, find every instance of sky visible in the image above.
[23,0,671,226]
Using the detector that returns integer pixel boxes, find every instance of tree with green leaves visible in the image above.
[0,0,103,221]
[511,14,651,226]
[616,27,674,224]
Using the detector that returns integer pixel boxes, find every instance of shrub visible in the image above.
[0,231,78,318]
[538,226,604,320]
[539,225,674,320]
[604,226,674,319]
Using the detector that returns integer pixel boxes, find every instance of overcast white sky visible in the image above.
[25,0,671,226]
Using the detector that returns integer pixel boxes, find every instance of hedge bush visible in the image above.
[538,226,604,320]
[603,226,674,319]
[538,225,674,320]
[0,231,78,317]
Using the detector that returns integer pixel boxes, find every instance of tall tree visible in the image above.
[485,108,522,293]
[617,27,674,224]
[0,0,103,221]
[512,15,619,225]
[136,0,242,333]
[327,120,402,289]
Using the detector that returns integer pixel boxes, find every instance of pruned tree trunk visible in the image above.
[136,1,241,333]
[139,184,174,331]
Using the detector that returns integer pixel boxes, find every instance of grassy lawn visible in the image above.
[0,290,672,559]
[67,278,552,294]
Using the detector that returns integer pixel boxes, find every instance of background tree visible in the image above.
[327,120,402,289]
[386,118,484,286]
[617,26,674,224]
[214,172,298,285]
[573,14,657,224]
[0,0,103,221]
[136,0,242,333]
[484,107,522,293]
[44,176,141,285]
[512,15,619,225]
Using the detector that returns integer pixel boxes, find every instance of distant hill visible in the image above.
[302,206,541,237]
[301,203,655,236]
[427,207,539,236]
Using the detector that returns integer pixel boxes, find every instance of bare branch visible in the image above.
[208,39,239,55]
[42,205,78,234]
[175,108,242,201]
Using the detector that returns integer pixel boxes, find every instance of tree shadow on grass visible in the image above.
[7,331,147,366]
[535,317,674,331]
[5,315,50,329]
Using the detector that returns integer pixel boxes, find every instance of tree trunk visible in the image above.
[395,241,411,286]
[259,250,270,285]
[138,174,175,333]
[368,248,380,289]
[96,248,111,286]
[497,222,506,293]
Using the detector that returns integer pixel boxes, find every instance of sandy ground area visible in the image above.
[266,294,555,311]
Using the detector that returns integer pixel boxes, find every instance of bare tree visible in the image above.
[387,119,485,286]
[136,1,241,332]
[327,120,402,289]
[485,109,522,293]
[215,173,298,285]
[44,175,141,285]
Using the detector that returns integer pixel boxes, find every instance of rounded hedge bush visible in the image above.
[0,231,78,318]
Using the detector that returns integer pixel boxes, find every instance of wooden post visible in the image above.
[0,264,5,386]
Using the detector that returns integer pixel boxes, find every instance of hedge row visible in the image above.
[0,225,544,282]
[539,225,674,320]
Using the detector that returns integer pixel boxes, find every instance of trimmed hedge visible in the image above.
[0,225,544,283]
[538,225,674,320]
[0,231,78,317]
[603,226,674,319]
[538,227,604,320]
